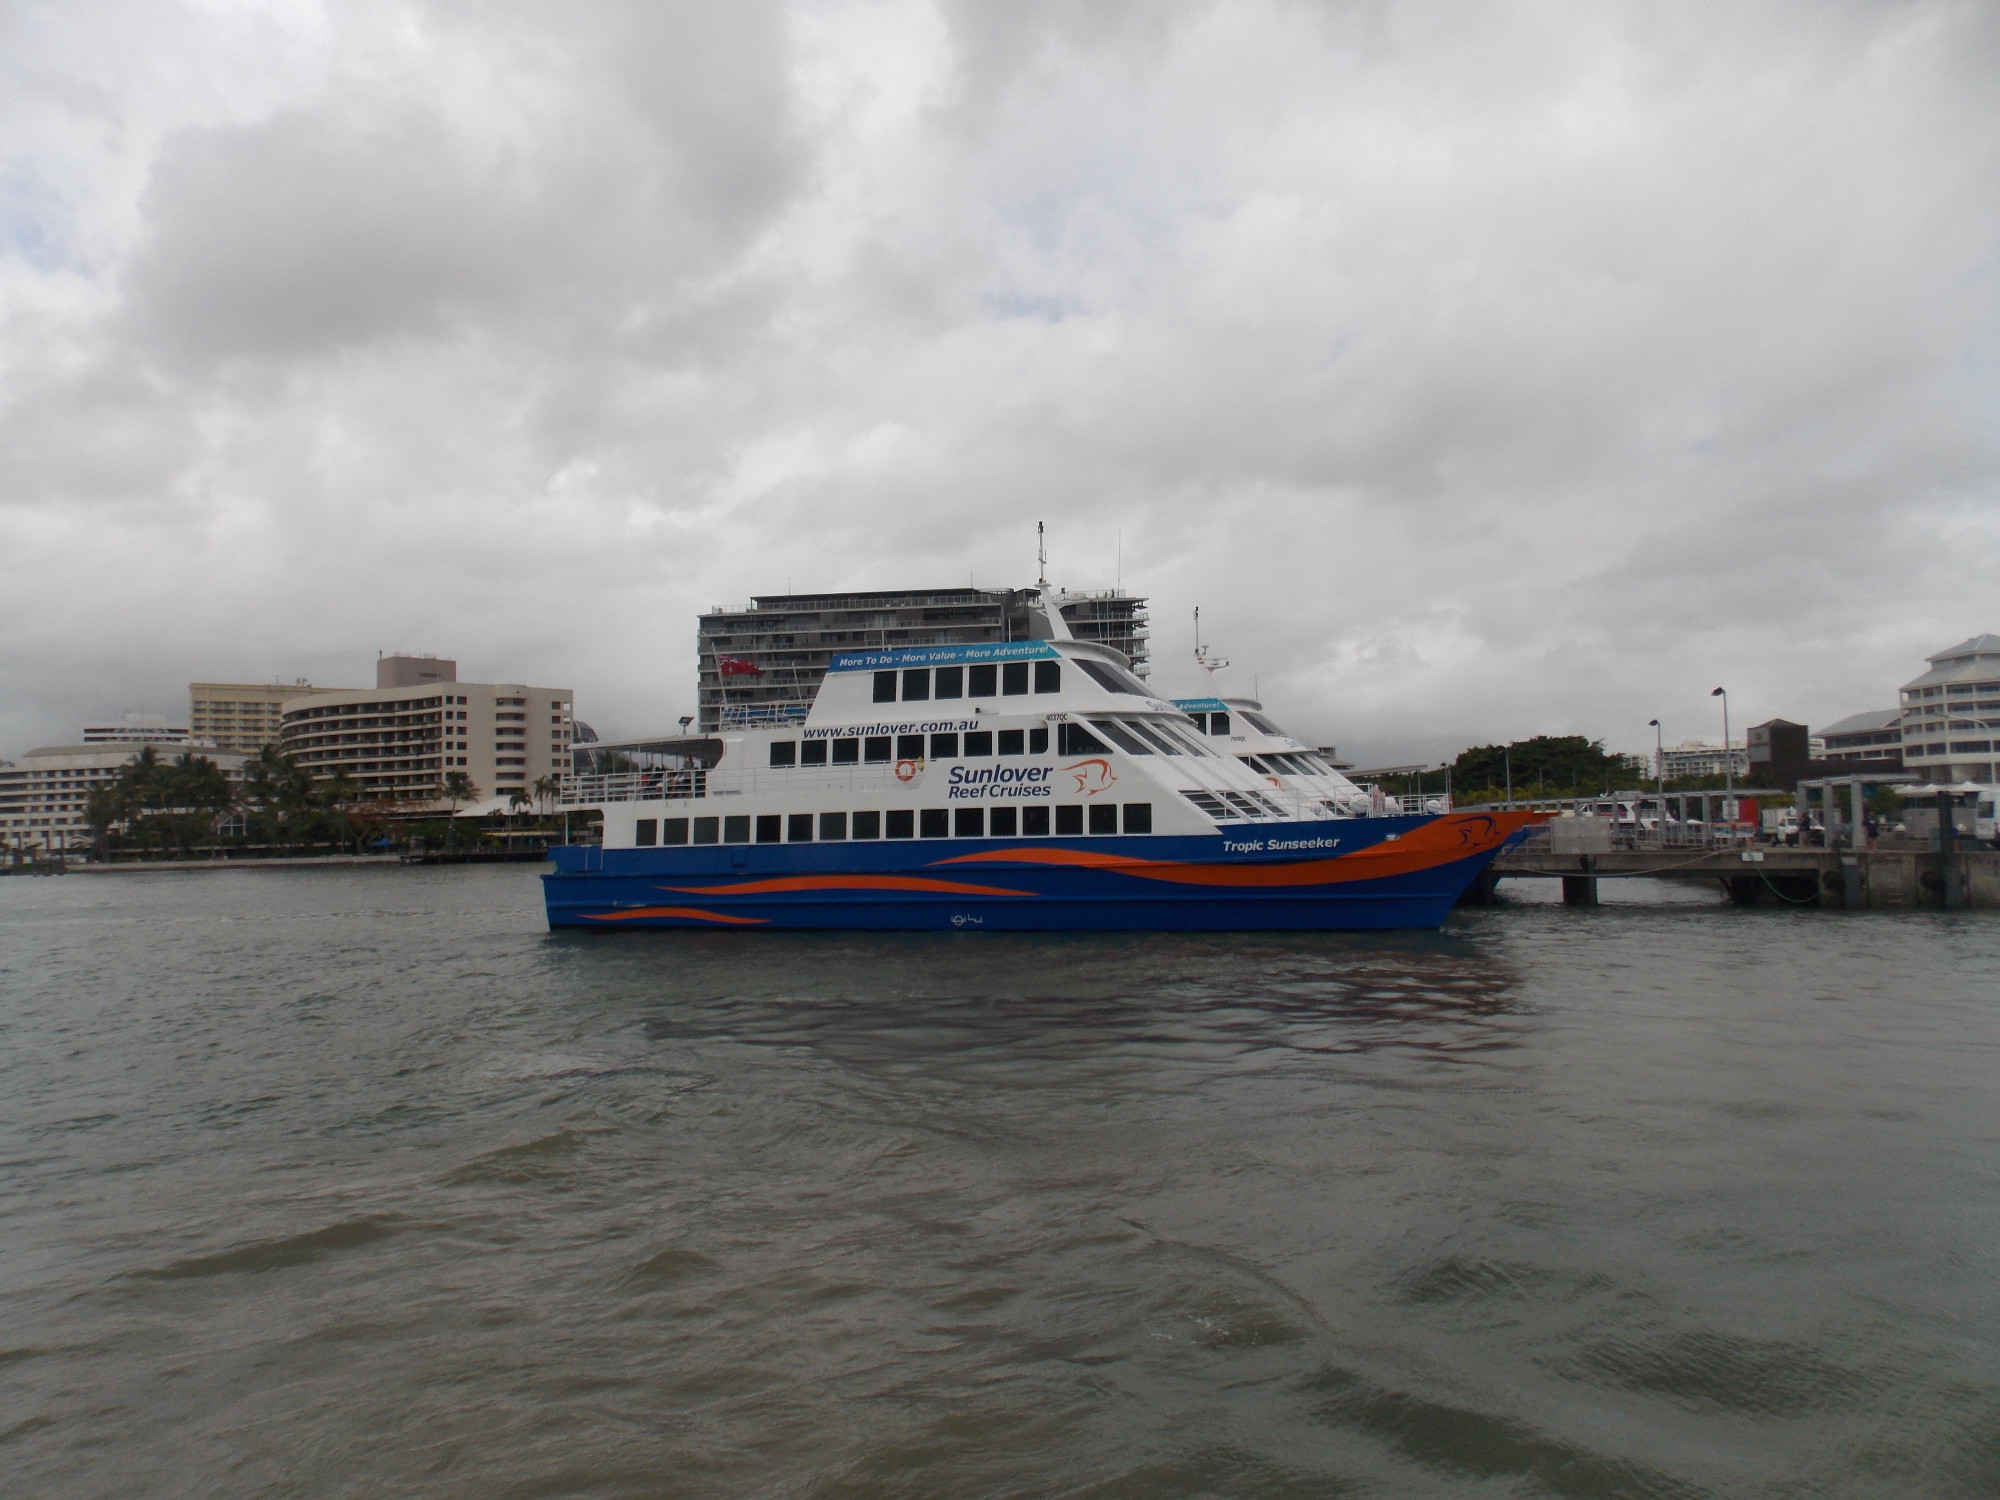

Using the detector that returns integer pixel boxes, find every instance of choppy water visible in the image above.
[3,868,1999,1497]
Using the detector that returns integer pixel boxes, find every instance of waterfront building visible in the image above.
[1745,719,1810,788]
[1658,741,1750,781]
[1819,710,1903,770]
[81,713,198,747]
[0,744,249,857]
[1898,634,2000,785]
[191,680,352,753]
[278,656,574,807]
[695,587,1149,733]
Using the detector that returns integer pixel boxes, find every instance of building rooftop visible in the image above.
[1820,709,1901,737]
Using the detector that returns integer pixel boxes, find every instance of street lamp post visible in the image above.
[1649,718,1664,801]
[1711,687,1732,796]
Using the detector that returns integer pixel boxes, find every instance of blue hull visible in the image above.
[541,813,1533,933]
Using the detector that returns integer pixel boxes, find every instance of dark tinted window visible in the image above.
[1034,660,1061,693]
[800,740,828,766]
[997,729,1024,755]
[968,664,998,697]
[873,671,897,703]
[694,816,720,845]
[769,741,796,767]
[1210,712,1229,736]
[832,738,859,764]
[964,731,993,756]
[1089,718,1151,754]
[1022,806,1050,836]
[1058,722,1109,755]
[635,818,657,846]
[1089,803,1118,834]
[819,812,847,841]
[886,809,914,839]
[989,806,1017,836]
[1056,805,1083,835]
[930,732,958,758]
[1029,726,1049,754]
[722,815,749,844]
[852,810,881,839]
[1002,662,1029,695]
[864,736,891,763]
[902,668,929,701]
[954,807,983,837]
[787,813,814,842]
[1123,803,1152,834]
[756,815,782,843]
[934,666,963,699]
[920,808,949,838]
[1186,713,1208,731]
[897,734,925,760]
[663,818,689,845]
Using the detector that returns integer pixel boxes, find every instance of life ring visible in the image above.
[895,759,920,782]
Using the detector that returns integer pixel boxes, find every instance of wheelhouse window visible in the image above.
[969,664,998,697]
[873,671,897,703]
[1034,660,1061,693]
[1002,662,1029,695]
[934,667,963,699]
[1208,712,1230,736]
[902,668,930,701]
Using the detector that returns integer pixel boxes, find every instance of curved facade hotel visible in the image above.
[1898,635,2000,786]
[547,602,1537,932]
[279,656,573,806]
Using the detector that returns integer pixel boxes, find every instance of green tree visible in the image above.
[442,771,477,850]
[1450,735,1646,803]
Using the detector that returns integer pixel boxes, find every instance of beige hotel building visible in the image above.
[191,681,352,752]
[278,656,574,807]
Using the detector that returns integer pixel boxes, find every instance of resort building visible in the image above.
[1819,710,1903,770]
[81,714,198,747]
[277,656,574,808]
[695,587,1149,732]
[1,744,250,857]
[190,680,353,753]
[1898,634,2000,785]
[1658,741,1750,781]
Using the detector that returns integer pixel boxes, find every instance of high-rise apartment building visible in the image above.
[694,587,1148,732]
[191,681,352,752]
[1898,634,2000,785]
[1,744,250,856]
[278,656,574,806]
[82,714,197,747]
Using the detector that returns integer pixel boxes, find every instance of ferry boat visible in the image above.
[1171,694,1391,817]
[543,601,1537,931]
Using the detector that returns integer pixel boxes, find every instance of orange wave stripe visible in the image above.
[931,811,1543,888]
[584,905,770,925]
[661,874,1037,897]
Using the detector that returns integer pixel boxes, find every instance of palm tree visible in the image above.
[508,788,532,827]
[442,771,476,851]
[532,774,559,817]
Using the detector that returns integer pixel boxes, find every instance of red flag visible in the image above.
[717,655,762,678]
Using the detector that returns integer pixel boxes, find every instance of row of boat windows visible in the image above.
[772,728,1051,766]
[634,803,1154,845]
[1185,709,1287,737]
[1060,718,1216,758]
[1243,752,1334,777]
[875,662,1058,702]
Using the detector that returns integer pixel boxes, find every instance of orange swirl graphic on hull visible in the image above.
[931,811,1542,887]
[660,874,1037,897]
[583,906,769,925]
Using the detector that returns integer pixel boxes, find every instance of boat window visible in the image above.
[1242,711,1283,735]
[695,816,721,844]
[865,736,891,763]
[723,815,750,844]
[935,667,963,699]
[1123,803,1152,834]
[930,732,959,759]
[635,818,657,846]
[1156,722,1213,756]
[1242,755,1274,774]
[990,806,1017,836]
[1123,720,1182,755]
[1182,789,1233,821]
[769,741,796,767]
[969,664,998,697]
[964,731,993,756]
[1073,659,1139,696]
[787,813,813,842]
[800,741,828,766]
[902,668,930,701]
[1002,662,1029,696]
[954,807,983,837]
[997,729,1024,756]
[1087,718,1151,754]
[1209,712,1230,736]
[1058,722,1110,755]
[1185,713,1207,731]
[852,810,880,839]
[832,738,860,765]
[1029,726,1049,754]
[662,818,689,845]
[1034,660,1061,694]
[920,808,949,838]
[886,809,914,839]
[819,812,847,841]
[1056,805,1083,835]
[756,815,782,844]
[873,671,897,703]
[1088,803,1118,834]
[1022,806,1051,836]
[897,734,925,760]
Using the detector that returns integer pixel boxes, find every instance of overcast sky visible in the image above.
[3,0,1997,764]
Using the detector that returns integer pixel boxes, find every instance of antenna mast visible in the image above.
[1192,606,1229,683]
[1036,522,1047,588]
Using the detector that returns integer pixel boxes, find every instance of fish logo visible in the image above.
[1063,758,1117,796]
